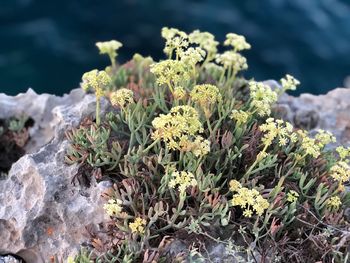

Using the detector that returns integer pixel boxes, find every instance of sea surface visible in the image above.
[0,0,349,96]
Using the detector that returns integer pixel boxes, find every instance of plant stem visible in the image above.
[96,97,101,126]
[206,118,213,135]
[244,144,269,180]
[142,139,159,154]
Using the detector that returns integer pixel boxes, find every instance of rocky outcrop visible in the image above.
[0,89,110,262]
[0,88,85,153]
[0,87,349,262]
[278,87,350,146]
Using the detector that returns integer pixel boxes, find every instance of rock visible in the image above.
[0,89,110,262]
[0,88,86,153]
[0,255,22,263]
[278,87,350,146]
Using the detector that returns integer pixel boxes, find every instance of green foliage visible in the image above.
[8,115,28,132]
[65,28,350,263]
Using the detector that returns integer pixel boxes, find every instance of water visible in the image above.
[0,0,349,96]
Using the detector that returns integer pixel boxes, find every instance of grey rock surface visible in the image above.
[0,255,22,263]
[278,87,350,146]
[0,89,110,262]
[0,88,85,153]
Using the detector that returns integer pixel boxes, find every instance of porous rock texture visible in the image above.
[0,86,349,262]
[0,89,110,262]
[265,80,350,146]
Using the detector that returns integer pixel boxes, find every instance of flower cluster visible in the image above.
[190,84,221,117]
[249,81,278,116]
[150,60,190,91]
[224,33,251,51]
[173,86,186,100]
[280,74,300,92]
[336,146,350,160]
[190,136,210,157]
[161,27,189,58]
[229,180,269,217]
[169,170,197,193]
[151,106,203,151]
[215,51,248,72]
[103,198,123,217]
[259,118,296,147]
[315,129,336,146]
[81,69,112,97]
[96,40,123,66]
[110,88,134,108]
[286,190,299,203]
[188,30,218,60]
[326,196,342,211]
[180,47,206,66]
[297,130,321,158]
[330,161,350,184]
[230,109,250,125]
[298,129,335,158]
[169,134,210,157]
[129,217,147,234]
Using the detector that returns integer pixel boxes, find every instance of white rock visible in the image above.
[0,89,110,262]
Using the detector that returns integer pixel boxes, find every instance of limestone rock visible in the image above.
[279,87,350,146]
[0,88,85,153]
[0,255,22,263]
[0,89,110,262]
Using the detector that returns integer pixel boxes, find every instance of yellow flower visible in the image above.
[280,74,300,92]
[129,217,147,234]
[103,198,123,217]
[110,88,134,108]
[326,196,342,211]
[96,40,123,66]
[191,136,210,157]
[230,184,269,217]
[286,190,299,203]
[230,110,250,125]
[249,81,278,116]
[189,30,219,60]
[190,84,221,117]
[67,256,75,263]
[81,69,112,97]
[330,161,350,184]
[297,130,321,158]
[259,118,295,147]
[96,40,122,55]
[336,146,350,160]
[243,209,253,217]
[215,51,248,72]
[224,33,251,51]
[180,47,206,66]
[315,129,336,146]
[161,27,188,58]
[150,60,190,90]
[173,86,186,100]
[169,170,197,193]
[229,180,242,192]
[152,106,203,151]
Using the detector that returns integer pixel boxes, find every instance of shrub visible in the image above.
[66,28,350,263]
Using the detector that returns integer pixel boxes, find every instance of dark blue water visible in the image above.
[1,0,350,96]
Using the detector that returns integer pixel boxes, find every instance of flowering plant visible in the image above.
[65,28,350,263]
